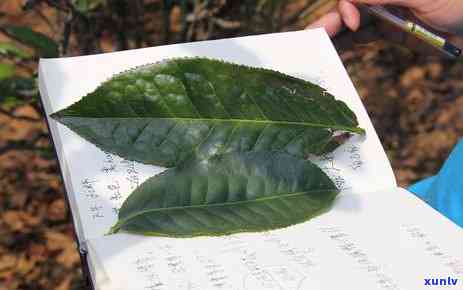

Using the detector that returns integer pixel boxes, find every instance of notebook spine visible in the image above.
[38,96,96,290]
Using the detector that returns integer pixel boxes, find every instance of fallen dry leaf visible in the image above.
[47,199,67,222]
[0,254,16,272]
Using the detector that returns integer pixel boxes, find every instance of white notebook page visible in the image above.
[88,187,463,290]
[38,29,396,243]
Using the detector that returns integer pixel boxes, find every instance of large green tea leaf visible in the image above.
[109,151,338,237]
[52,58,364,167]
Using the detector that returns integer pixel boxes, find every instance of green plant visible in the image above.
[52,58,364,237]
[0,23,59,154]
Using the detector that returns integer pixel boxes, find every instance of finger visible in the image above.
[307,10,344,37]
[338,0,361,31]
[348,0,419,9]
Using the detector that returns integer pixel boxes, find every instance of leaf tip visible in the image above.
[49,110,66,123]
[49,112,59,120]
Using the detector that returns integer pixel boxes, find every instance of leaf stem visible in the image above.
[107,224,121,235]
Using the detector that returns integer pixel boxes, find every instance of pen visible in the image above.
[360,4,462,58]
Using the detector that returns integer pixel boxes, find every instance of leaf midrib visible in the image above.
[111,189,336,233]
[59,116,365,134]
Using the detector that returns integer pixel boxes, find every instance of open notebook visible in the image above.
[38,29,463,290]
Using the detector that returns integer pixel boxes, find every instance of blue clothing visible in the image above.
[409,139,463,228]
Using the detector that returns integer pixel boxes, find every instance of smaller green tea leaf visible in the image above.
[110,151,338,237]
[1,26,58,58]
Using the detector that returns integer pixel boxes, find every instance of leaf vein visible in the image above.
[115,190,334,229]
[133,121,151,144]
[252,124,269,151]
[151,78,177,118]
[246,91,268,120]
[157,122,179,148]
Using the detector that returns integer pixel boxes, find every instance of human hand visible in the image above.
[308,0,463,53]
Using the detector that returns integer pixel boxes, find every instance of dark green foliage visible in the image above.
[0,42,31,59]
[0,77,36,105]
[1,26,59,58]
[0,63,15,80]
